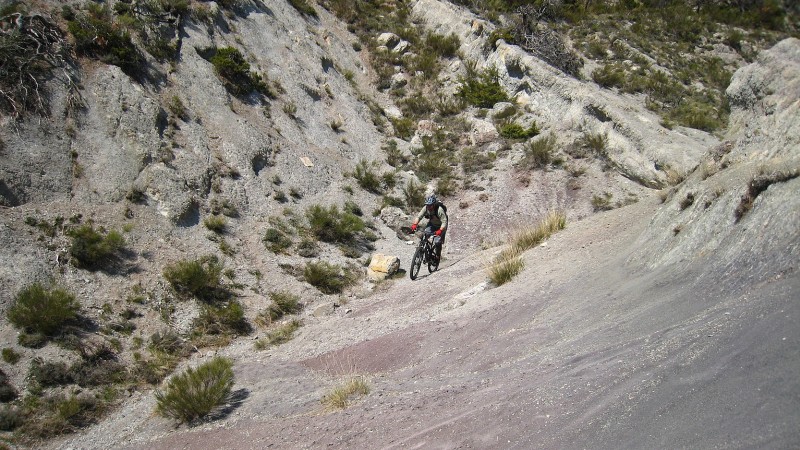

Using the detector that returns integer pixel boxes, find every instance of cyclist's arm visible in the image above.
[411,206,426,227]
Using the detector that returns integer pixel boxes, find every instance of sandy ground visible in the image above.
[54,194,800,449]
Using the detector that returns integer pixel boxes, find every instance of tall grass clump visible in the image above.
[203,215,227,234]
[155,357,234,424]
[520,133,557,169]
[321,376,370,410]
[7,284,80,336]
[487,211,566,286]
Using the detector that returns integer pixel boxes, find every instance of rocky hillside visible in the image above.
[0,0,797,447]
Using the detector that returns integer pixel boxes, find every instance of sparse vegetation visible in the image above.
[498,122,539,140]
[255,291,302,326]
[352,159,383,193]
[287,0,318,17]
[254,319,301,349]
[155,357,234,424]
[0,11,80,119]
[592,192,614,211]
[734,168,799,222]
[67,4,144,78]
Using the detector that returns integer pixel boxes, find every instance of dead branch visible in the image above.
[0,12,83,120]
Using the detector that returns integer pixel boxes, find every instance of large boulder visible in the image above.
[367,253,401,281]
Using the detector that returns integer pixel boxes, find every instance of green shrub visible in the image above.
[579,131,609,157]
[0,369,18,402]
[425,32,461,58]
[352,159,382,193]
[486,26,516,49]
[384,139,408,168]
[403,180,426,211]
[304,261,354,294]
[68,224,126,270]
[17,393,106,438]
[8,284,80,336]
[1,348,20,365]
[203,215,227,234]
[155,357,234,423]
[263,228,293,254]
[68,5,144,78]
[296,238,320,257]
[461,147,495,175]
[305,204,365,244]
[592,62,627,89]
[668,99,724,132]
[498,122,539,140]
[209,47,270,98]
[193,301,251,337]
[163,256,227,302]
[457,65,509,108]
[28,358,72,387]
[0,405,23,431]
[390,117,416,140]
[287,0,317,17]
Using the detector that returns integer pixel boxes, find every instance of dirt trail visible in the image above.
[56,194,800,449]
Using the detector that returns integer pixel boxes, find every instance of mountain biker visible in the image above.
[410,195,448,263]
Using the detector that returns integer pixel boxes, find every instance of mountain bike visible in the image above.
[404,228,439,280]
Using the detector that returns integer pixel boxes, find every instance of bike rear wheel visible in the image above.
[410,248,423,280]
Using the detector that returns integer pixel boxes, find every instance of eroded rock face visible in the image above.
[410,0,719,188]
[630,38,800,279]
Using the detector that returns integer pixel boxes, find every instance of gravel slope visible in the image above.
[53,193,799,449]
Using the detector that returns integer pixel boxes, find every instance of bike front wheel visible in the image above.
[410,248,423,280]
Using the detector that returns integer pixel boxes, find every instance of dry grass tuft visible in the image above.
[487,211,566,286]
[321,376,370,410]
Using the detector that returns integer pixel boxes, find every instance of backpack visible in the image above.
[428,201,447,220]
